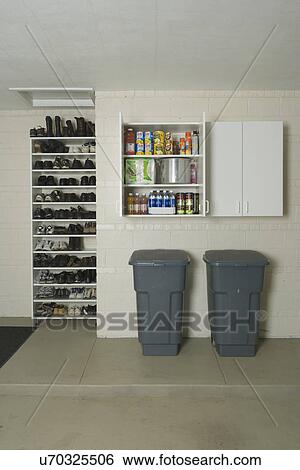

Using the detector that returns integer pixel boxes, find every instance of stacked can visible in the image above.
[154,130,165,155]
[136,131,144,155]
[175,193,199,214]
[145,131,153,155]
[165,132,173,155]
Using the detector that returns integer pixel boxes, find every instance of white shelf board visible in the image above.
[32,153,95,156]
[34,250,96,255]
[31,136,95,140]
[33,267,97,270]
[33,316,97,320]
[33,202,96,205]
[124,184,202,188]
[33,299,97,303]
[33,234,96,238]
[32,186,96,189]
[32,169,96,172]
[33,219,96,222]
[34,283,96,287]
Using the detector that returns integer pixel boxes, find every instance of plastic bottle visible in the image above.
[157,191,163,208]
[125,128,135,155]
[133,193,140,215]
[162,190,170,208]
[127,192,134,215]
[192,131,199,155]
[140,193,148,215]
[169,191,176,210]
[190,161,197,184]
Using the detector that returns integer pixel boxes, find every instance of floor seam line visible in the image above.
[78,337,97,385]
[212,346,228,384]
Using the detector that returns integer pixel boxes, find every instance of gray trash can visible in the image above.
[203,250,269,357]
[129,249,190,356]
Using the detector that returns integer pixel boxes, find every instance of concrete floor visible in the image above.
[0,320,299,449]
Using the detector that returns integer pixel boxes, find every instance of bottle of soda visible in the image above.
[140,193,148,215]
[133,193,140,215]
[127,192,134,215]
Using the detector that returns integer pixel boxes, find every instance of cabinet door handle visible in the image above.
[205,200,210,214]
[244,201,249,214]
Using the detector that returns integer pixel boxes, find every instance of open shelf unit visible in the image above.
[30,135,97,321]
[119,112,206,217]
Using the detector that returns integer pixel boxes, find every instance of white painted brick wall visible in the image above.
[96,90,300,339]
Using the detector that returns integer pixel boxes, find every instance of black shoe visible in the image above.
[33,208,45,219]
[38,175,47,186]
[44,208,54,219]
[69,178,78,186]
[46,176,56,186]
[89,175,96,186]
[45,116,54,137]
[81,176,89,186]
[34,160,44,169]
[88,192,96,202]
[71,159,83,169]
[44,160,53,169]
[75,117,86,137]
[53,157,62,169]
[66,120,75,137]
[62,126,69,137]
[36,127,46,137]
[84,158,95,169]
[80,193,88,202]
[59,178,69,186]
[86,121,95,137]
[62,159,71,169]
[55,116,62,137]
[30,128,37,137]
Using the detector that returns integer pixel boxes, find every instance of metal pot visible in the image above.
[158,157,191,184]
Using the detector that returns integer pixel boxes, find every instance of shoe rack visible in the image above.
[30,120,97,320]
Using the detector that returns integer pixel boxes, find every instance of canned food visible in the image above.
[185,192,194,215]
[176,192,185,215]
[193,193,199,214]
[136,131,144,155]
[179,137,186,155]
[145,131,153,155]
[165,131,173,155]
[154,130,165,155]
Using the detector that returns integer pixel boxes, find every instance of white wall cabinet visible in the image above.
[208,121,283,217]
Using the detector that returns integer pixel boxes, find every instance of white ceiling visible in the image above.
[1,0,300,109]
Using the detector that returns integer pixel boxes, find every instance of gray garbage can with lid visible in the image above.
[129,249,190,356]
[203,250,269,357]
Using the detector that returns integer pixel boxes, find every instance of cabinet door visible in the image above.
[243,122,283,216]
[208,122,243,216]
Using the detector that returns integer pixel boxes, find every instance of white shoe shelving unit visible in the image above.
[120,112,207,217]
[30,135,97,320]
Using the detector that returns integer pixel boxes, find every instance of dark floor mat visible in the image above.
[0,327,34,368]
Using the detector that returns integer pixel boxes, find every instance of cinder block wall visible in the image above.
[0,109,94,317]
[96,90,300,338]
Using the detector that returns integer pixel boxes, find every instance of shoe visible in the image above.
[71,158,83,169]
[66,120,75,137]
[53,225,67,235]
[46,225,54,235]
[89,141,96,153]
[37,225,46,235]
[44,193,53,202]
[53,157,62,169]
[84,158,95,169]
[68,237,81,251]
[35,193,45,202]
[43,240,53,251]
[36,126,46,137]
[38,175,47,186]
[46,176,56,186]
[89,175,96,186]
[62,126,69,137]
[45,116,54,137]
[30,128,37,137]
[34,160,44,170]
[74,306,81,317]
[44,161,53,169]
[80,143,90,153]
[74,117,86,137]
[55,116,62,137]
[62,159,71,169]
[59,178,69,186]
[69,306,75,316]
[86,122,95,137]
[88,192,96,202]
[69,178,78,186]
[33,208,45,219]
[80,193,88,202]
[44,208,54,219]
[81,176,89,186]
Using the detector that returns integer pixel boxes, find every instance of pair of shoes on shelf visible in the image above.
[37,175,57,186]
[67,223,84,234]
[72,269,96,283]
[80,192,96,202]
[80,175,96,186]
[33,253,52,267]
[34,160,53,170]
[68,237,82,251]
[35,190,63,202]
[33,208,54,219]
[59,177,78,186]
[35,240,69,251]
[68,142,96,153]
[83,222,96,234]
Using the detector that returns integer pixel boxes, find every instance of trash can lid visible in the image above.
[129,249,190,266]
[203,250,269,267]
